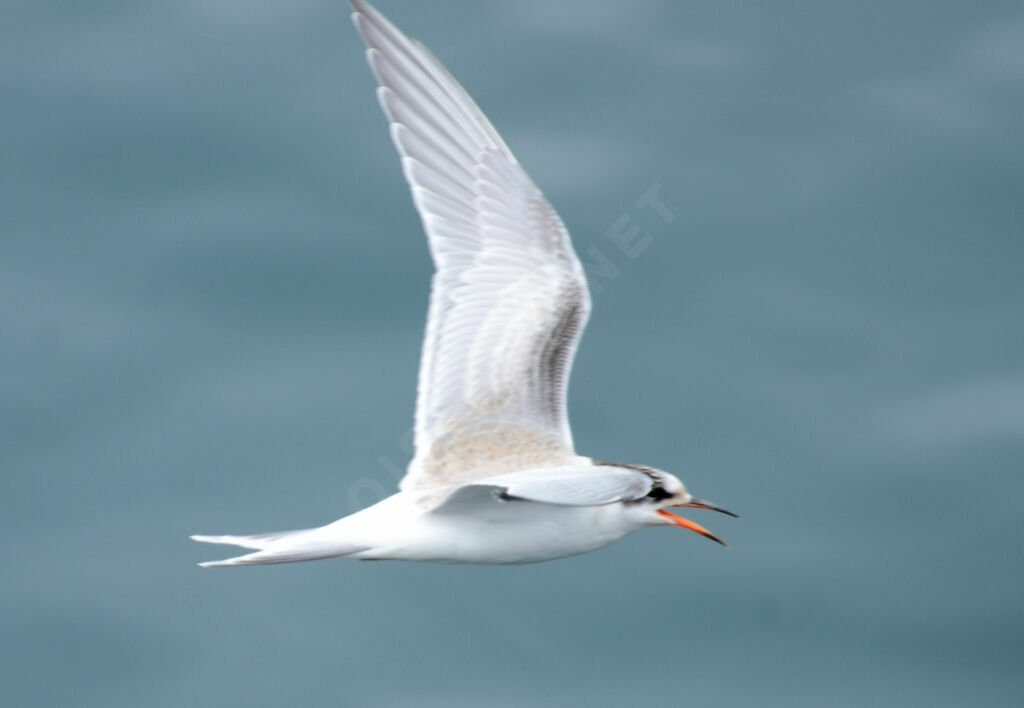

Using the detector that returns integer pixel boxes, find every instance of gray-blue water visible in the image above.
[3,1,1022,706]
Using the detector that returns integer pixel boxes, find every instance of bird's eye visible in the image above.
[646,485,673,502]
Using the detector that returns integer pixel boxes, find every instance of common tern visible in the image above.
[192,0,736,567]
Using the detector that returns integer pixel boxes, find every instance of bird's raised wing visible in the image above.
[351,1,592,491]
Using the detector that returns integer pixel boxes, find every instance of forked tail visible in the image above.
[190,529,368,567]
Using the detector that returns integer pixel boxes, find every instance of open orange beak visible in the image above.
[657,497,738,547]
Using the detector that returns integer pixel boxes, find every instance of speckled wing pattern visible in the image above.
[351,1,592,491]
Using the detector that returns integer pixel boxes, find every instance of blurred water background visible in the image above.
[2,1,1023,706]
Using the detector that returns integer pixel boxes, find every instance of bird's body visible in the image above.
[195,462,706,566]
[192,0,735,568]
[202,487,635,566]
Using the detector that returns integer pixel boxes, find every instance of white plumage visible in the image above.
[356,3,591,492]
[191,0,734,567]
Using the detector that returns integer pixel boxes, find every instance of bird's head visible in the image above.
[626,466,738,546]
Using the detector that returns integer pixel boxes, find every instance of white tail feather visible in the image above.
[190,530,367,567]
